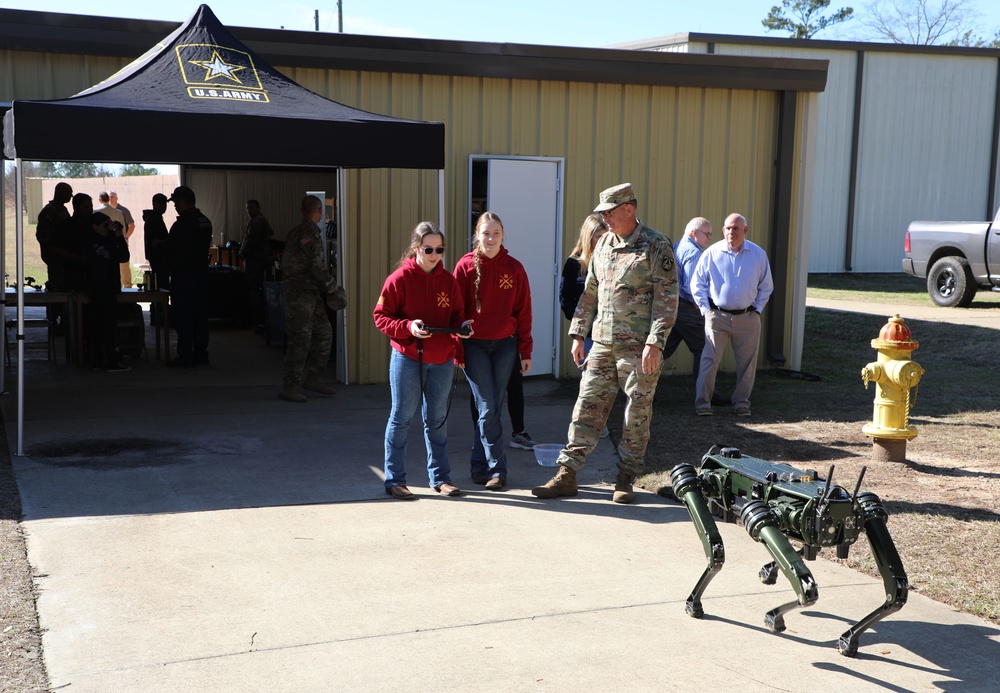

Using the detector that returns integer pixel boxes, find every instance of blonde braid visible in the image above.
[473,246,483,313]
[472,211,503,314]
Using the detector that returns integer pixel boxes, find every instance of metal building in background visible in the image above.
[0,9,829,382]
[623,33,1000,274]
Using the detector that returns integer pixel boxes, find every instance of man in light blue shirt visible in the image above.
[691,213,773,417]
[665,217,712,381]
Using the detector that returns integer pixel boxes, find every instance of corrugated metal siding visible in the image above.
[682,41,1000,274]
[853,53,998,272]
[712,43,857,272]
[1,48,788,384]
[286,67,782,382]
[0,49,128,101]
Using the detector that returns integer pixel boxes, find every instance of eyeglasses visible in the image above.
[697,230,713,238]
[421,246,445,255]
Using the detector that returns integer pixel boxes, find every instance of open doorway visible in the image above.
[468,156,563,376]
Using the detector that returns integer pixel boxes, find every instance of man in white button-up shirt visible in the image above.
[691,213,773,417]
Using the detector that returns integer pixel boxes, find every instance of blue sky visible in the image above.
[5,0,1000,46]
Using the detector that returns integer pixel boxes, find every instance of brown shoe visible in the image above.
[485,477,505,491]
[386,485,415,500]
[279,386,307,403]
[531,465,577,499]
[303,377,336,395]
[613,471,635,504]
[435,483,462,497]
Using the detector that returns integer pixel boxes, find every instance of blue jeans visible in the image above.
[384,349,454,489]
[463,336,517,481]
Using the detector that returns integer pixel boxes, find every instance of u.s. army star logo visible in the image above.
[176,43,269,103]
[499,274,514,290]
[662,256,674,272]
[436,292,451,308]
[190,50,245,82]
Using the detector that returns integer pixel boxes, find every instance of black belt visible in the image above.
[709,301,753,315]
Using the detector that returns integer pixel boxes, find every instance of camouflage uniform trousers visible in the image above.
[558,341,661,476]
[282,289,332,387]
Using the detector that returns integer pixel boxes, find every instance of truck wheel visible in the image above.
[927,256,976,307]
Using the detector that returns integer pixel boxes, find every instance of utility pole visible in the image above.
[338,0,343,32]
[314,9,319,31]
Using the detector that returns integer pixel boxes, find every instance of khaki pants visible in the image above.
[119,261,132,288]
[696,309,761,410]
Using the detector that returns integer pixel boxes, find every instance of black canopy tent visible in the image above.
[2,4,446,453]
[2,5,444,168]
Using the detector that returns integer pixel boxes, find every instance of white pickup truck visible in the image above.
[902,207,1000,307]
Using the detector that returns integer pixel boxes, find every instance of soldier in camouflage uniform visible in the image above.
[279,195,342,402]
[533,183,678,503]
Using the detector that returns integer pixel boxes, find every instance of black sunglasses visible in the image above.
[421,246,445,255]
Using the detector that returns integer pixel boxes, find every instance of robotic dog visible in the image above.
[670,445,908,656]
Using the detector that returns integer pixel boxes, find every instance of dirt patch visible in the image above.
[0,441,48,692]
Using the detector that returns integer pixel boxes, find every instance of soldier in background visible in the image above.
[50,192,94,294]
[279,195,344,402]
[239,199,274,331]
[37,181,73,270]
[533,183,677,504]
[36,181,73,329]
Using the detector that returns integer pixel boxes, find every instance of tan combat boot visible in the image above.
[531,465,577,499]
[613,471,635,504]
[279,386,307,403]
[303,377,336,395]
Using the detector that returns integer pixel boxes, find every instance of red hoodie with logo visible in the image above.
[453,246,533,360]
[373,258,465,365]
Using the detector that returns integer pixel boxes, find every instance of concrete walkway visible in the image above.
[4,319,999,691]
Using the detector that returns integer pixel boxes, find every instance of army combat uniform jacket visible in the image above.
[569,223,678,349]
[282,219,335,296]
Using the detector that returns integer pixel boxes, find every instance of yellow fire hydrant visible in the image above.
[861,315,924,463]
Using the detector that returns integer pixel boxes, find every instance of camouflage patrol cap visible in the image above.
[593,183,636,212]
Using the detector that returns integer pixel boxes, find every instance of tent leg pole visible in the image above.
[337,168,349,386]
[0,159,6,395]
[14,158,24,456]
[438,169,445,234]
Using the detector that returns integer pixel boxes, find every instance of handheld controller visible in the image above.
[422,325,472,337]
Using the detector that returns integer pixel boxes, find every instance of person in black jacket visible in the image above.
[559,213,607,348]
[559,212,609,438]
[87,212,130,372]
[165,186,213,368]
[143,193,170,290]
[142,193,170,327]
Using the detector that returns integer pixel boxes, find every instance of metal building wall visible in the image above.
[707,43,858,273]
[0,49,128,101]
[0,46,794,384]
[852,52,998,272]
[635,35,1000,275]
[286,66,782,382]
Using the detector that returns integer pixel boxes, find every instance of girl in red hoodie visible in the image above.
[454,212,533,490]
[374,222,471,500]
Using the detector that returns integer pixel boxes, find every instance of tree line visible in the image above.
[763,0,1000,46]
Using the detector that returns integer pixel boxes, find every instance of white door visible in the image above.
[486,159,560,375]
